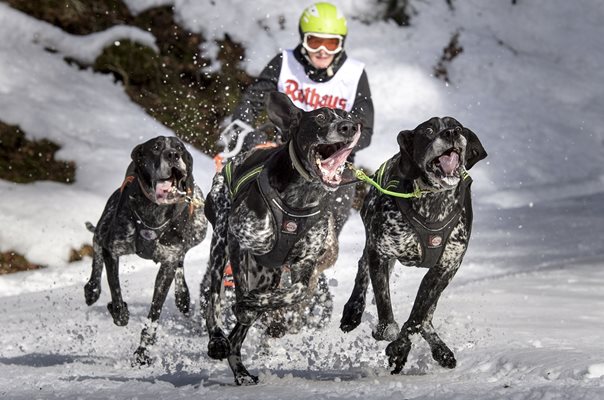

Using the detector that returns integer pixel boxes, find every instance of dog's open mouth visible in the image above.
[431,148,462,183]
[433,148,460,176]
[312,127,361,187]
[154,167,187,204]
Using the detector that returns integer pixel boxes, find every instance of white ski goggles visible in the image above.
[302,33,343,55]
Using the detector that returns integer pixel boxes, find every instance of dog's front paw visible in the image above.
[431,342,456,369]
[84,281,101,306]
[132,346,153,366]
[235,372,259,386]
[175,288,191,315]
[208,330,230,360]
[340,298,365,332]
[229,355,259,386]
[107,302,129,326]
[386,337,412,375]
[232,303,257,326]
[372,321,400,341]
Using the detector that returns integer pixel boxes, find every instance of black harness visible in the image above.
[118,171,193,260]
[223,146,325,268]
[376,159,473,269]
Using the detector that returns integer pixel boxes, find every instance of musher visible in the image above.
[230,1,374,235]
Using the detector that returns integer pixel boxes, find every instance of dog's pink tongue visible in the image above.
[320,148,352,177]
[439,152,459,176]
[319,128,361,182]
[155,180,173,201]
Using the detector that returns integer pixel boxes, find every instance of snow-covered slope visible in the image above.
[1,0,603,398]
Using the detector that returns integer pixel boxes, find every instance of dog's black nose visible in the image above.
[337,120,356,138]
[165,150,181,162]
[442,128,460,141]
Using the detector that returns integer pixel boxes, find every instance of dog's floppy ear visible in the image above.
[182,145,195,192]
[462,127,487,170]
[129,144,146,178]
[131,144,143,163]
[396,130,421,179]
[266,91,301,137]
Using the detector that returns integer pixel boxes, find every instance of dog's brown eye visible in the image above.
[426,128,434,135]
[316,113,326,124]
[454,126,462,133]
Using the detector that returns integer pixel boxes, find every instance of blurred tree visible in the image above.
[378,0,411,26]
[5,0,252,155]
[0,121,76,184]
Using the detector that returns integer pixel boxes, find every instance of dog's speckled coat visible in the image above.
[84,136,207,365]
[340,117,487,374]
[204,92,360,385]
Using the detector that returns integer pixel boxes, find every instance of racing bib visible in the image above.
[277,49,364,112]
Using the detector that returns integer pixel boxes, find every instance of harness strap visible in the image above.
[120,175,136,193]
[254,168,324,268]
[350,161,424,199]
[223,160,264,199]
[367,157,473,269]
[395,174,472,268]
[223,149,325,268]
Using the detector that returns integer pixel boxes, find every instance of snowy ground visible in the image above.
[1,0,604,399]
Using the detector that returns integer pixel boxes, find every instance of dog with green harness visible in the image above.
[340,116,487,374]
[203,91,361,385]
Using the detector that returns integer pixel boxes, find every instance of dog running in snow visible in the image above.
[204,91,361,385]
[340,117,487,373]
[84,135,207,365]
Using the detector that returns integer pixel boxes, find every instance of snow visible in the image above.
[1,0,604,398]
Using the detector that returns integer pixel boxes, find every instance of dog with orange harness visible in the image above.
[84,136,207,365]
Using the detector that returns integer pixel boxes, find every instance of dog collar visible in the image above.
[288,141,313,182]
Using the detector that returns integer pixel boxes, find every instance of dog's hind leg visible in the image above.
[133,261,177,365]
[84,239,104,306]
[387,262,460,373]
[174,260,190,315]
[206,215,232,360]
[103,248,129,326]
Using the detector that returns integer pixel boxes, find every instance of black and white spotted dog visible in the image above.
[204,91,360,385]
[84,136,207,365]
[340,117,486,374]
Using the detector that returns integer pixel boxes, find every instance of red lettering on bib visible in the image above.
[284,79,347,111]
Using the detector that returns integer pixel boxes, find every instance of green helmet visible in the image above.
[299,2,347,37]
